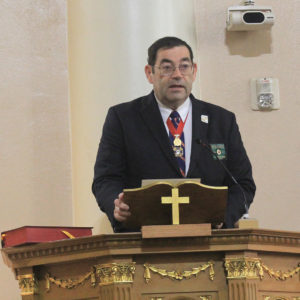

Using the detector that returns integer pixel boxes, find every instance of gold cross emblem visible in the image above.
[161,188,190,225]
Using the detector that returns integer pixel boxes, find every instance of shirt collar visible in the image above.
[155,94,191,124]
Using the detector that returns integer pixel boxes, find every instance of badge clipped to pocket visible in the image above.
[210,143,226,160]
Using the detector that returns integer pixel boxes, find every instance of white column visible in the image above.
[68,0,199,233]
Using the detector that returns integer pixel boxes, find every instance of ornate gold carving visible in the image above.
[260,262,300,281]
[17,274,38,296]
[225,258,300,281]
[95,262,136,286]
[149,296,211,300]
[45,263,136,291]
[45,268,96,291]
[224,257,263,279]
[144,261,214,283]
[263,296,292,300]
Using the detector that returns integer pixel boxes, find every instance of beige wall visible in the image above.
[1,1,299,299]
[69,0,299,234]
[195,0,300,231]
[0,1,72,299]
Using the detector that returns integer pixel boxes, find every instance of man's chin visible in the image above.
[167,92,187,102]
[164,95,188,108]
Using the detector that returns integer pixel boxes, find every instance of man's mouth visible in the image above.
[169,84,184,89]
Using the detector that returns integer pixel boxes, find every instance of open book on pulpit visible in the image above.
[122,180,228,231]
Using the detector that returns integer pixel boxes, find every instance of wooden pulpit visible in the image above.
[1,228,300,300]
[123,181,228,229]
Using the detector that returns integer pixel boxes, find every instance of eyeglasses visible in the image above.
[154,62,194,76]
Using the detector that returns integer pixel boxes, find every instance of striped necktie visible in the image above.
[167,111,186,177]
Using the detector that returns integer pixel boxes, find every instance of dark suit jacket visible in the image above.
[92,91,256,231]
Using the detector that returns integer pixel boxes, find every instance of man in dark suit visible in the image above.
[92,37,256,232]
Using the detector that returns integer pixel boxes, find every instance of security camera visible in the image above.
[227,0,275,31]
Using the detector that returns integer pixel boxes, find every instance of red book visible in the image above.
[1,226,92,248]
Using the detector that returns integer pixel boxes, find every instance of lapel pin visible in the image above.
[201,115,208,123]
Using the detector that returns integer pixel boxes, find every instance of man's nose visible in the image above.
[170,66,183,78]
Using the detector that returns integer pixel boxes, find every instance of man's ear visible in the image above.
[145,65,154,84]
[192,63,198,81]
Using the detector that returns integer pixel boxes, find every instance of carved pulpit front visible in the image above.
[1,229,300,300]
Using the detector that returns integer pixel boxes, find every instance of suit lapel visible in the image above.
[139,92,182,176]
[187,96,209,177]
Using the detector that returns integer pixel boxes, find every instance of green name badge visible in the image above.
[210,144,226,160]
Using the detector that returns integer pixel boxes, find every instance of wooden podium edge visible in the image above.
[124,180,228,192]
[141,224,212,239]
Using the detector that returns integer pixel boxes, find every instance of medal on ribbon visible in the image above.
[173,134,182,146]
[167,110,188,177]
[167,112,189,159]
[173,134,183,157]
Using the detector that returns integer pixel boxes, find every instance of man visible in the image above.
[92,36,256,232]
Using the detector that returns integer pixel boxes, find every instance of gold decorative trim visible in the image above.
[45,263,136,291]
[45,268,96,291]
[124,180,228,192]
[263,296,287,300]
[95,262,136,286]
[149,296,212,300]
[17,274,38,296]
[224,257,263,279]
[225,258,300,281]
[144,261,214,283]
[263,296,300,300]
[261,262,300,281]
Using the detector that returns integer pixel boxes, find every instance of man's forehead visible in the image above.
[156,46,191,62]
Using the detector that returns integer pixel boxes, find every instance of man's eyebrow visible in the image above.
[180,57,191,62]
[159,58,173,64]
[159,57,191,64]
